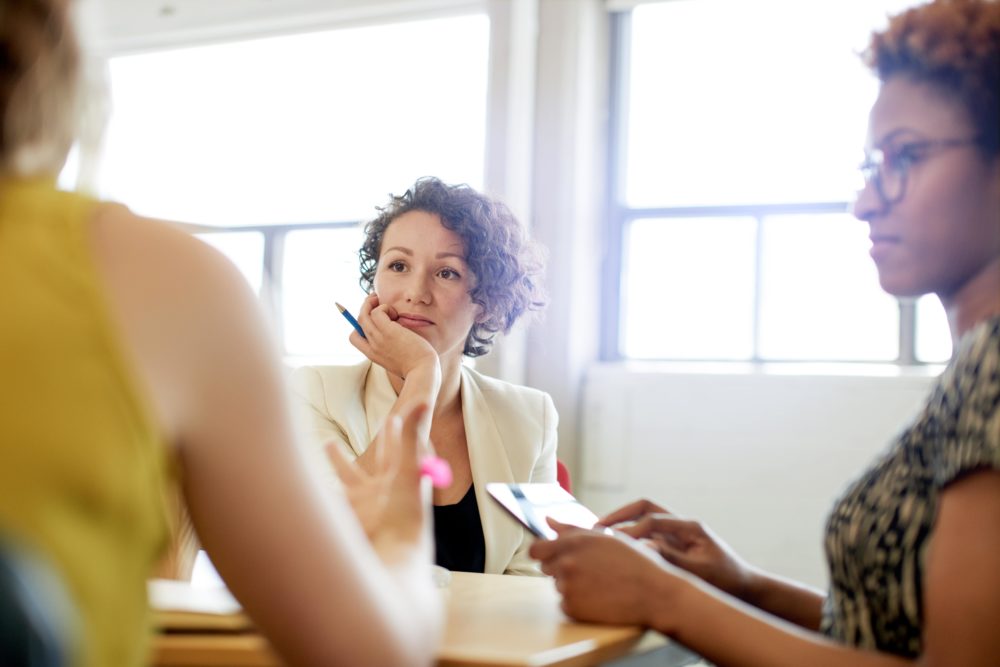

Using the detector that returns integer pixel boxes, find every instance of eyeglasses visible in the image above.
[859,137,981,208]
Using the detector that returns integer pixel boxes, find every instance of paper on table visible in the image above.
[148,578,252,631]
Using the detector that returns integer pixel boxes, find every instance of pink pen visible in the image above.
[420,456,452,489]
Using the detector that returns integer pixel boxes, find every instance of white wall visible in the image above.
[577,364,940,588]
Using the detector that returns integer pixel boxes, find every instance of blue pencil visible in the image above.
[335,302,366,339]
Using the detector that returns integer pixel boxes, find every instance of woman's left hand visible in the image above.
[529,520,686,628]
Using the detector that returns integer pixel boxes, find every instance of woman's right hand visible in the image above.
[350,293,438,380]
[599,499,759,601]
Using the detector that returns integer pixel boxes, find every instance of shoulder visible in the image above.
[937,315,1000,417]
[462,366,554,414]
[291,361,372,406]
[928,316,1000,487]
[90,204,255,323]
[84,204,280,441]
[954,316,1000,376]
[462,366,558,444]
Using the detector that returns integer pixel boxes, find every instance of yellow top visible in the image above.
[0,178,172,667]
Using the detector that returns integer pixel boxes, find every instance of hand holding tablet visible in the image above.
[486,483,609,540]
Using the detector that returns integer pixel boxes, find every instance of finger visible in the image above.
[597,499,655,526]
[374,420,391,475]
[529,538,557,561]
[654,540,692,571]
[325,441,365,485]
[349,330,373,354]
[599,499,674,527]
[360,293,379,317]
[369,304,396,327]
[397,402,432,476]
[619,514,682,540]
[381,414,403,467]
[547,517,586,537]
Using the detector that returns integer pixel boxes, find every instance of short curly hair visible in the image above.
[359,177,547,357]
[863,0,1000,156]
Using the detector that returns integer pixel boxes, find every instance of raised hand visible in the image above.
[349,293,438,380]
[326,402,434,557]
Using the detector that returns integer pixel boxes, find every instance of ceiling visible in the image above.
[90,0,479,53]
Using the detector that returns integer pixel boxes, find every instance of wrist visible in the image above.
[642,566,691,636]
[401,358,442,397]
[737,565,770,606]
[372,519,432,567]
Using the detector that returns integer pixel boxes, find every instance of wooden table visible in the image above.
[152,572,701,667]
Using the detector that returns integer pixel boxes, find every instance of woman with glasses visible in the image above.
[531,1,999,664]
[0,1,441,666]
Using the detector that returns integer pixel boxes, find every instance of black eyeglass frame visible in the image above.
[859,136,983,208]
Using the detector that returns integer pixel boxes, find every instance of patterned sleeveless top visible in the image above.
[821,315,1000,657]
[0,177,173,667]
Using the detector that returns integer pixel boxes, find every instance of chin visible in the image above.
[876,270,932,299]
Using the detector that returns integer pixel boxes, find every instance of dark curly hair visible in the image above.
[359,177,547,357]
[863,0,1000,156]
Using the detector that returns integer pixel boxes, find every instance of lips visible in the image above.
[396,313,435,328]
[869,234,901,262]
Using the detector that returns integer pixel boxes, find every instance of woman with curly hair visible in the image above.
[531,1,1000,664]
[294,176,556,576]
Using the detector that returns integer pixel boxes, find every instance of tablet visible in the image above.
[486,482,606,540]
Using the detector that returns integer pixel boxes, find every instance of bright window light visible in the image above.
[282,226,366,363]
[100,14,489,226]
[622,217,757,359]
[915,294,952,363]
[758,214,898,360]
[615,0,926,362]
[195,231,265,295]
[626,0,918,207]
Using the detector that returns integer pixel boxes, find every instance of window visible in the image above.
[609,0,947,363]
[98,13,490,364]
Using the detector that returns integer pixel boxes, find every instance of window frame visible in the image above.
[601,10,924,365]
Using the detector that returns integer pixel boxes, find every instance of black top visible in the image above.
[433,485,486,573]
[822,316,1000,657]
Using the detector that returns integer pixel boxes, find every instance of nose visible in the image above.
[851,178,884,223]
[403,272,432,304]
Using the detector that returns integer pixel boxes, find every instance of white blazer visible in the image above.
[290,361,558,575]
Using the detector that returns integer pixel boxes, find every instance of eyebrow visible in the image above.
[382,246,467,262]
[873,127,923,147]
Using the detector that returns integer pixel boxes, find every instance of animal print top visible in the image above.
[821,315,1000,657]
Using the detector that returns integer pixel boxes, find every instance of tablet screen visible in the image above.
[486,482,603,540]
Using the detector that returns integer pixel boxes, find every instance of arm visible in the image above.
[533,472,1000,667]
[349,293,442,475]
[91,208,441,667]
[505,392,559,576]
[602,500,823,629]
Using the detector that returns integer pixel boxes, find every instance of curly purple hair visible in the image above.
[359,177,547,357]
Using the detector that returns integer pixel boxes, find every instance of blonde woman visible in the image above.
[0,1,440,666]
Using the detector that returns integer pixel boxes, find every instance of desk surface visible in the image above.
[152,572,681,667]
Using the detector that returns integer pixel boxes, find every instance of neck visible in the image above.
[385,350,464,417]
[433,352,464,417]
[939,255,1000,344]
